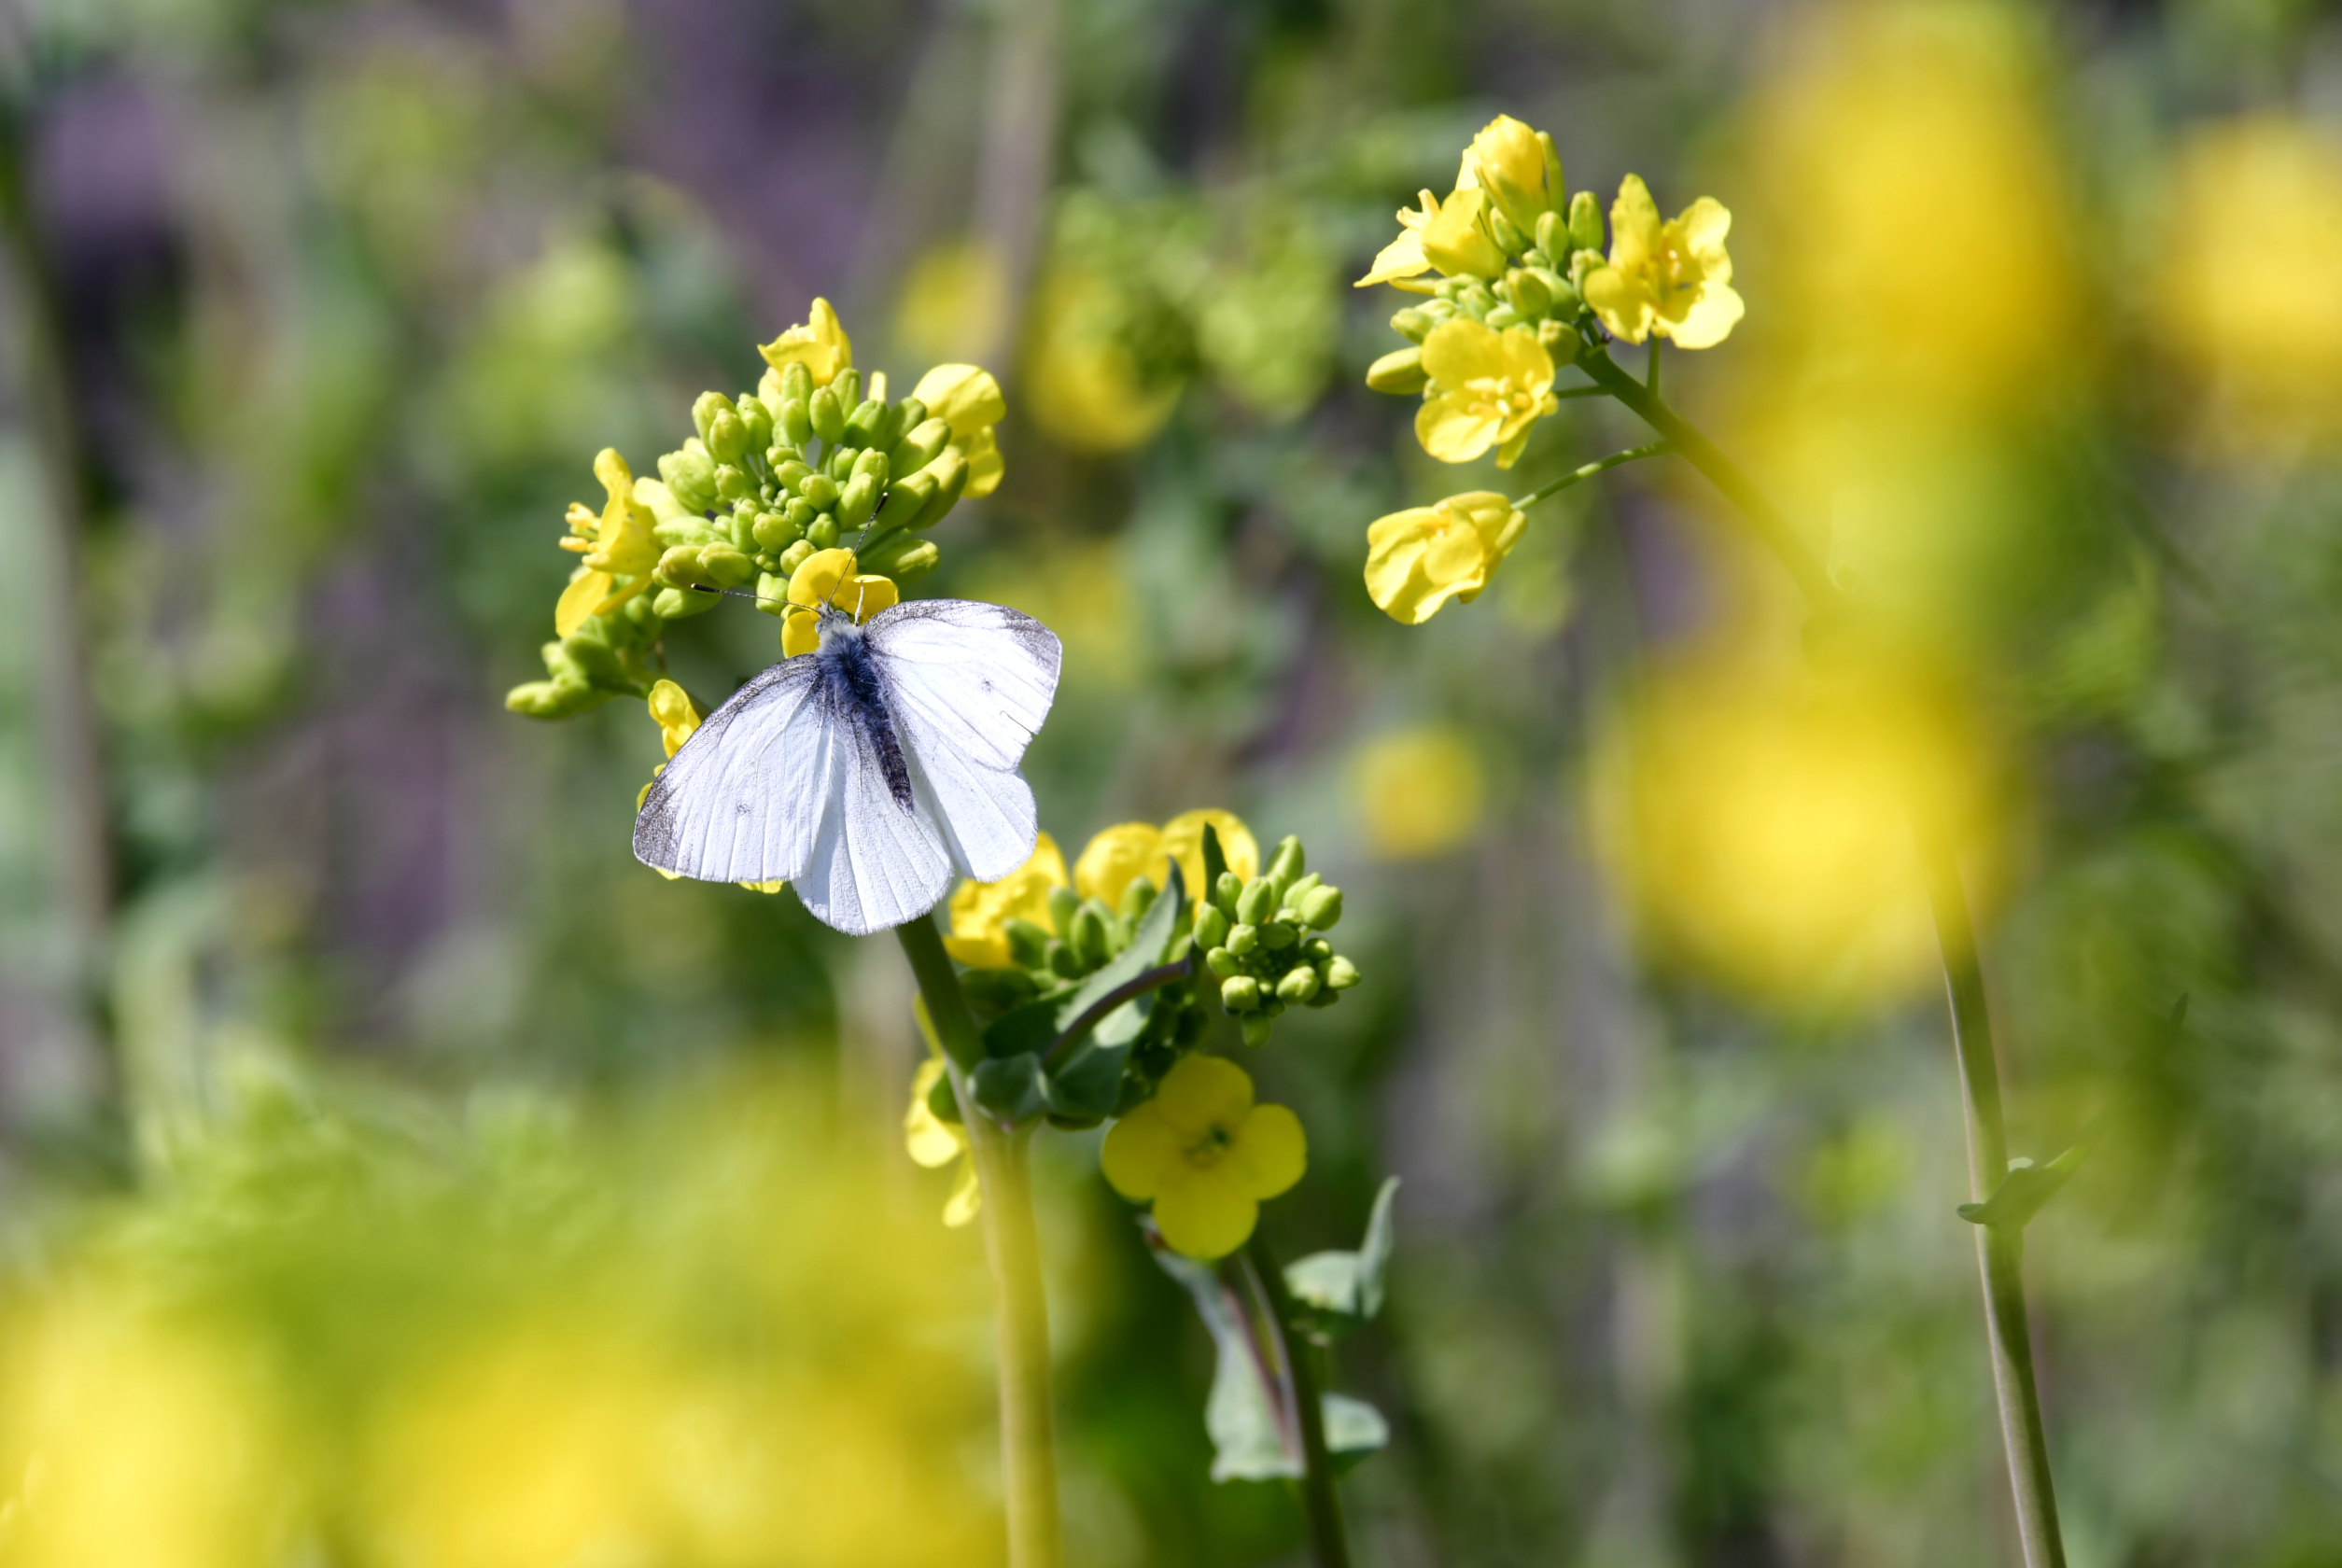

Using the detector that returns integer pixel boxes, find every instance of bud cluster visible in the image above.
[1196,835,1360,1048]
[1367,189,1608,396]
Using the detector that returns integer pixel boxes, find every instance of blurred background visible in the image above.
[4,0,2342,1562]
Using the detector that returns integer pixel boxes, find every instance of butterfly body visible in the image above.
[634,599,1062,934]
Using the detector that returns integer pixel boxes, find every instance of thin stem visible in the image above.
[1512,441,1670,511]
[1244,1237,1353,1568]
[1042,956,1195,1069]
[1581,354,2068,1568]
[1646,336,1661,396]
[897,915,1064,1568]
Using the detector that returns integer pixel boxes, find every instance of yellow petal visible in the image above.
[1355,230,1432,288]
[1583,265,1653,345]
[1662,283,1746,350]
[1676,196,1732,270]
[647,679,701,757]
[1416,394,1502,464]
[905,1058,967,1169]
[787,547,860,608]
[1074,823,1164,907]
[555,569,614,638]
[948,832,1068,965]
[840,574,899,622]
[943,1155,983,1227]
[910,364,1008,437]
[1228,1103,1307,1199]
[1608,174,1662,270]
[1152,1054,1253,1137]
[593,447,635,506]
[1158,809,1257,891]
[758,297,854,386]
[1418,317,1500,386]
[1420,187,1506,277]
[781,608,820,658]
[1101,1105,1181,1200]
[961,426,1005,499]
[1153,1174,1259,1260]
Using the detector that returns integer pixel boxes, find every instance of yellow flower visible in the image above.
[1353,725,1485,859]
[646,679,700,758]
[779,549,900,657]
[944,833,1069,967]
[1364,491,1526,625]
[1582,175,1744,349]
[1355,161,1510,292]
[1102,1056,1305,1259]
[905,1057,982,1228]
[1024,270,1181,452]
[911,364,1008,498]
[1414,319,1558,468]
[893,238,1009,366]
[1466,114,1563,237]
[1073,810,1258,908]
[553,449,660,637]
[757,297,853,386]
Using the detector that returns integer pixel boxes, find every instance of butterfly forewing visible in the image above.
[633,659,830,884]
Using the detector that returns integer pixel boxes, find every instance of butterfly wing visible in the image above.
[865,599,1064,883]
[633,659,833,885]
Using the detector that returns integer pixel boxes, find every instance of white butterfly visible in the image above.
[634,599,1063,934]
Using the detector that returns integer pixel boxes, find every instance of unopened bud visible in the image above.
[1205,945,1241,979]
[852,447,891,483]
[834,367,861,410]
[1283,873,1321,910]
[1507,267,1552,318]
[809,386,846,444]
[775,539,818,577]
[655,544,710,589]
[908,449,969,530]
[692,390,736,441]
[891,418,950,474]
[1484,305,1521,330]
[799,473,840,511]
[1070,903,1110,968]
[1047,940,1082,979]
[659,446,719,514]
[1267,836,1305,894]
[827,444,857,482]
[736,395,774,452]
[1193,904,1230,949]
[1324,955,1361,990]
[835,472,880,527]
[1488,208,1530,256]
[708,408,750,464]
[1213,871,1244,915]
[843,398,888,447]
[1046,886,1081,935]
[860,533,938,581]
[1259,919,1297,952]
[1366,346,1427,395]
[1297,886,1343,931]
[1004,917,1051,969]
[1221,975,1261,1012]
[699,544,755,587]
[873,473,935,530]
[1236,877,1276,926]
[1120,877,1157,921]
[1276,965,1320,1003]
[1390,307,1435,343]
[714,464,753,503]
[1568,189,1605,254]
[1227,923,1259,957]
[1240,1016,1274,1048]
[806,514,841,549]
[1304,937,1332,962]
[783,497,818,528]
[753,571,790,616]
[778,397,813,448]
[752,512,801,551]
[779,361,814,404]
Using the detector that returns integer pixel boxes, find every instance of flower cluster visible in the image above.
[505,299,1004,723]
[1354,115,1742,623]
[1194,835,1359,1048]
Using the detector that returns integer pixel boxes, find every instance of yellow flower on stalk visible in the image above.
[757,297,853,386]
[944,833,1069,967]
[553,449,661,637]
[779,548,900,657]
[645,679,700,758]
[905,1057,981,1228]
[1355,172,1508,292]
[1414,318,1559,467]
[911,364,1008,498]
[1364,492,1526,625]
[1582,175,1744,348]
[1465,114,1564,237]
[1074,810,1258,907]
[1103,1055,1305,1259]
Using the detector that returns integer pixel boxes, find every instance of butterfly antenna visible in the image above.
[687,584,805,613]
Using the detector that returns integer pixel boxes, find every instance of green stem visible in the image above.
[897,915,1064,1568]
[1572,343,2068,1568]
[1646,336,1661,396]
[1244,1237,1353,1568]
[1512,441,1670,511]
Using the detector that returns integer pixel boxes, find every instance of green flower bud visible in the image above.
[1304,937,1332,962]
[1568,189,1605,254]
[1324,954,1361,990]
[852,447,891,483]
[859,534,939,582]
[1536,209,1565,262]
[1194,904,1230,949]
[1004,917,1052,969]
[1366,347,1427,394]
[774,459,812,494]
[799,473,840,511]
[708,408,750,464]
[809,385,846,444]
[1239,1016,1274,1048]
[1276,965,1320,1003]
[778,397,813,448]
[1282,872,1321,910]
[843,398,888,447]
[753,571,790,616]
[655,544,710,588]
[1262,999,1286,1018]
[1236,877,1276,926]
[1227,923,1259,957]
[504,675,601,719]
[659,445,719,513]
[890,417,950,474]
[1569,247,1604,292]
[895,396,928,431]
[868,399,908,452]
[700,544,755,586]
[776,539,818,577]
[1205,945,1241,979]
[834,367,861,409]
[782,496,817,528]
[1259,919,1297,952]
[1507,267,1552,318]
[1391,306,1435,343]
[751,512,802,551]
[652,584,720,619]
[1046,940,1082,980]
[1484,304,1521,330]
[1221,975,1261,1012]
[827,444,857,482]
[961,966,1040,1014]
[779,361,814,404]
[736,395,774,452]
[872,472,935,529]
[835,472,880,527]
[908,449,969,530]
[1070,903,1110,968]
[1297,886,1343,931]
[806,514,841,549]
[1487,207,1531,256]
[1121,876,1158,921]
[692,390,736,441]
[1303,988,1340,1010]
[1046,886,1081,934]
[1213,871,1244,915]
[714,464,753,503]
[1267,835,1304,892]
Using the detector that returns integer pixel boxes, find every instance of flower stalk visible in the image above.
[1244,1238,1353,1568]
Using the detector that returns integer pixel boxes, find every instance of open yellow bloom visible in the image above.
[1364,491,1526,625]
[911,364,1008,498]
[944,833,1068,967]
[1466,114,1562,237]
[757,297,853,386]
[1355,159,1508,291]
[1073,810,1258,907]
[1582,175,1744,348]
[1101,1055,1305,1259]
[646,680,700,758]
[1414,319,1558,468]
[905,1057,981,1227]
[553,449,661,637]
[779,548,899,657]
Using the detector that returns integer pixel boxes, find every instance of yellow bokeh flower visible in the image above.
[1101,1055,1305,1259]
[910,363,1008,498]
[553,448,660,637]
[646,679,700,758]
[780,548,899,657]
[757,296,853,386]
[905,1057,981,1227]
[1364,491,1526,625]
[1073,810,1258,907]
[1024,270,1182,452]
[893,238,1009,367]
[1465,114,1562,238]
[944,833,1069,967]
[1414,318,1559,468]
[1582,175,1744,349]
[1353,725,1485,859]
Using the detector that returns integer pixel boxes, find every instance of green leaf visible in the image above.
[1283,1177,1399,1340]
[1201,824,1229,890]
[1044,1038,1131,1122]
[980,997,1061,1060]
[1957,1136,2097,1229]
[1150,1241,1299,1482]
[970,1053,1047,1123]
[1323,1393,1391,1473]
[1051,864,1186,1038]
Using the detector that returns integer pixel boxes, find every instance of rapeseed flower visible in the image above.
[905,1057,981,1227]
[645,679,700,758]
[1074,810,1259,907]
[1364,492,1526,625]
[1464,114,1564,237]
[911,363,1008,498]
[1356,173,1508,292]
[553,449,661,637]
[1414,318,1559,467]
[757,296,852,386]
[779,549,899,657]
[1101,1055,1305,1259]
[944,833,1070,967]
[1581,175,1744,348]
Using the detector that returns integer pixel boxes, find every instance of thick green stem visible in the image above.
[1571,345,2068,1568]
[1245,1238,1353,1568]
[896,915,1064,1568]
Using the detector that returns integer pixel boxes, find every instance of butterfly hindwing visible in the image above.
[634,658,831,885]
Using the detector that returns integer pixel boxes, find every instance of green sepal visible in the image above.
[926,1064,962,1125]
[1957,1138,2097,1230]
[1283,1177,1400,1342]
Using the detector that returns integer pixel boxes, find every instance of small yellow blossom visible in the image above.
[1414,319,1558,468]
[1024,271,1181,452]
[1582,175,1744,349]
[646,679,700,758]
[1364,492,1526,625]
[905,1057,981,1227]
[1355,158,1510,292]
[1466,114,1562,237]
[1073,810,1258,907]
[1353,725,1486,859]
[944,833,1069,967]
[757,297,853,386]
[780,549,899,657]
[911,364,1008,498]
[553,449,661,637]
[894,238,1009,366]
[1102,1055,1305,1259]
